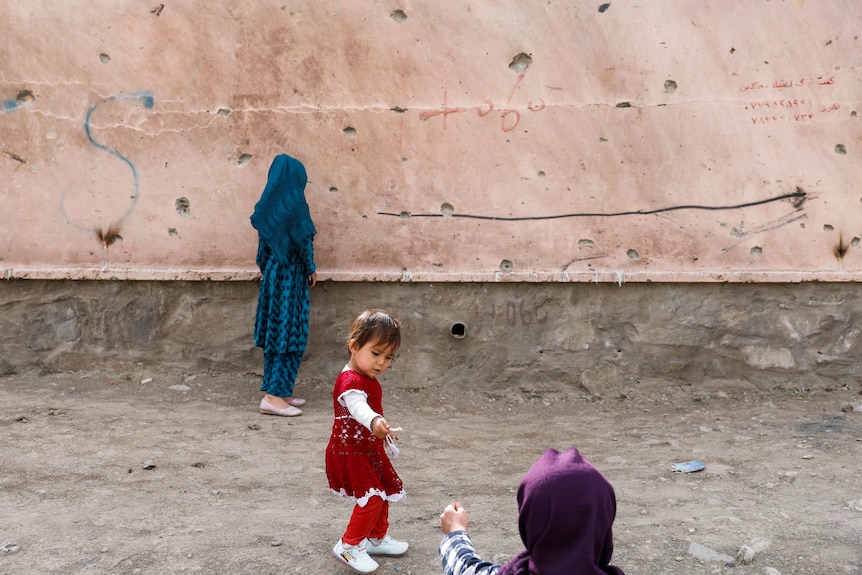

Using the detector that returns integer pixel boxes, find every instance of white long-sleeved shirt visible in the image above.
[338,388,381,432]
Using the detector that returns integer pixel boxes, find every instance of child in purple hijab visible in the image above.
[439,447,626,575]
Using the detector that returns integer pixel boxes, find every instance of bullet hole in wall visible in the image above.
[852,237,861,248]
[100,53,111,64]
[664,79,677,93]
[237,154,252,166]
[176,197,190,218]
[616,102,632,108]
[750,246,762,256]
[834,236,849,260]
[343,127,357,138]
[537,171,545,178]
[835,144,847,155]
[390,9,407,22]
[96,226,122,247]
[399,211,411,219]
[508,53,532,74]
[168,228,178,238]
[579,239,594,247]
[329,187,338,193]
[16,90,34,105]
[627,249,639,260]
[217,108,231,116]
[598,3,611,12]
[450,322,467,339]
[500,259,513,273]
[441,203,455,217]
[824,224,834,232]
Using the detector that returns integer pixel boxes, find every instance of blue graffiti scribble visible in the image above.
[61,92,155,235]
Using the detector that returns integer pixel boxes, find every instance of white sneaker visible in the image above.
[366,534,409,557]
[332,540,379,573]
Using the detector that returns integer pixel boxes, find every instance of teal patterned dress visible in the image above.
[254,234,315,397]
[251,154,317,399]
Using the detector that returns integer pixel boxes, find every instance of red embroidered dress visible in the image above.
[325,369,405,507]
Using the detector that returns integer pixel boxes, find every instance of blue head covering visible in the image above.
[498,447,625,575]
[250,154,316,261]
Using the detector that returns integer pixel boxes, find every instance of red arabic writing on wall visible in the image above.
[420,73,546,133]
[740,75,839,125]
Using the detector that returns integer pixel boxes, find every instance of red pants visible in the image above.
[342,496,389,546]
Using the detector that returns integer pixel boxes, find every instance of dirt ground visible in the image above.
[1,369,861,575]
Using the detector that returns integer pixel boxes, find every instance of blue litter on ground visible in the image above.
[672,460,705,473]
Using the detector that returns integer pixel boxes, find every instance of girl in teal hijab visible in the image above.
[251,154,318,417]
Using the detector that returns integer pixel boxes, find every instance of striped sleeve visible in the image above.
[439,531,501,575]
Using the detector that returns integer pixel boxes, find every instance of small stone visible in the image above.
[0,542,21,554]
[270,539,283,547]
[688,542,735,564]
[737,544,756,564]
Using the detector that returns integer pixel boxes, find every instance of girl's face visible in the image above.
[348,338,397,379]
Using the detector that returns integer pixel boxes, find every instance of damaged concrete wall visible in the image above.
[2,2,861,282]
[2,280,860,395]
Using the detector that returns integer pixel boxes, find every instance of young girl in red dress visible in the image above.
[326,309,407,574]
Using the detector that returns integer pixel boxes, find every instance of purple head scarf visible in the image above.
[250,154,316,261]
[497,447,625,575]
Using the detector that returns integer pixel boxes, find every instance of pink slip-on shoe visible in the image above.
[287,397,306,407]
[259,397,302,417]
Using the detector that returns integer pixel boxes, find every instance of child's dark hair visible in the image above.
[348,309,401,352]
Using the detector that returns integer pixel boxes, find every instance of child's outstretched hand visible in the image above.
[440,502,469,534]
[371,416,399,440]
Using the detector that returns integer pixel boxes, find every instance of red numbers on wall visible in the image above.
[740,75,838,126]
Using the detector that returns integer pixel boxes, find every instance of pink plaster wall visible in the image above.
[1,1,861,282]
